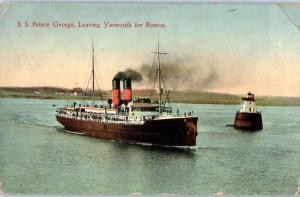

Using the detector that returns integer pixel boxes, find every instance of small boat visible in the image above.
[234,92,263,131]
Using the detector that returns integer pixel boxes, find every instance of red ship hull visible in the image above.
[56,116,198,146]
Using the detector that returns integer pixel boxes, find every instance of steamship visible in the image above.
[56,43,198,147]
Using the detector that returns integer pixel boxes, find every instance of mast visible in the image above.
[152,36,167,114]
[157,40,162,114]
[92,41,95,105]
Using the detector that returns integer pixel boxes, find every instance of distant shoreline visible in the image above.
[0,87,299,106]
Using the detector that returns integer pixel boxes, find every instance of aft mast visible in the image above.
[152,36,167,114]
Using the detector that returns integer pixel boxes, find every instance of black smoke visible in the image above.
[113,54,243,91]
[138,57,220,90]
[114,68,143,81]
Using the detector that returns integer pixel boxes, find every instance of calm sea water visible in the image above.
[0,98,299,195]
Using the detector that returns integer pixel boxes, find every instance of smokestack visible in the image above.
[123,78,132,104]
[112,78,121,107]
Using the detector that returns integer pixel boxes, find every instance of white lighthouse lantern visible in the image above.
[240,92,257,113]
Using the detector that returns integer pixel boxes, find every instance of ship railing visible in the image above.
[174,110,195,117]
[57,111,148,125]
[57,108,196,121]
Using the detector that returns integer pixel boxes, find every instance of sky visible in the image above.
[0,2,299,97]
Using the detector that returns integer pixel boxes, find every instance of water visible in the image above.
[0,98,299,195]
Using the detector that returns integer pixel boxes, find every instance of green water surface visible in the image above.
[0,98,299,195]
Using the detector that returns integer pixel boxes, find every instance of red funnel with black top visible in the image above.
[123,78,132,104]
[112,78,120,107]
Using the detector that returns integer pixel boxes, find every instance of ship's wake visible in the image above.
[7,113,59,129]
[114,140,197,152]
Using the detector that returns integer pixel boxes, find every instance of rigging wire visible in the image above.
[149,53,158,97]
[149,40,172,109]
[158,44,169,92]
[0,2,11,23]
[156,55,169,106]
[81,43,105,105]
[84,72,92,96]
[159,43,194,114]
[278,3,300,31]
[164,53,188,107]
[81,45,93,104]
[150,66,159,97]
[94,55,104,102]
[95,72,104,102]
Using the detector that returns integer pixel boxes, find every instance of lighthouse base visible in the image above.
[234,112,263,131]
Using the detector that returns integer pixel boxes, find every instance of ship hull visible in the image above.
[56,116,198,146]
[234,112,263,131]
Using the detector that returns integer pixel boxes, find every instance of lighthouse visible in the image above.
[234,92,263,131]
